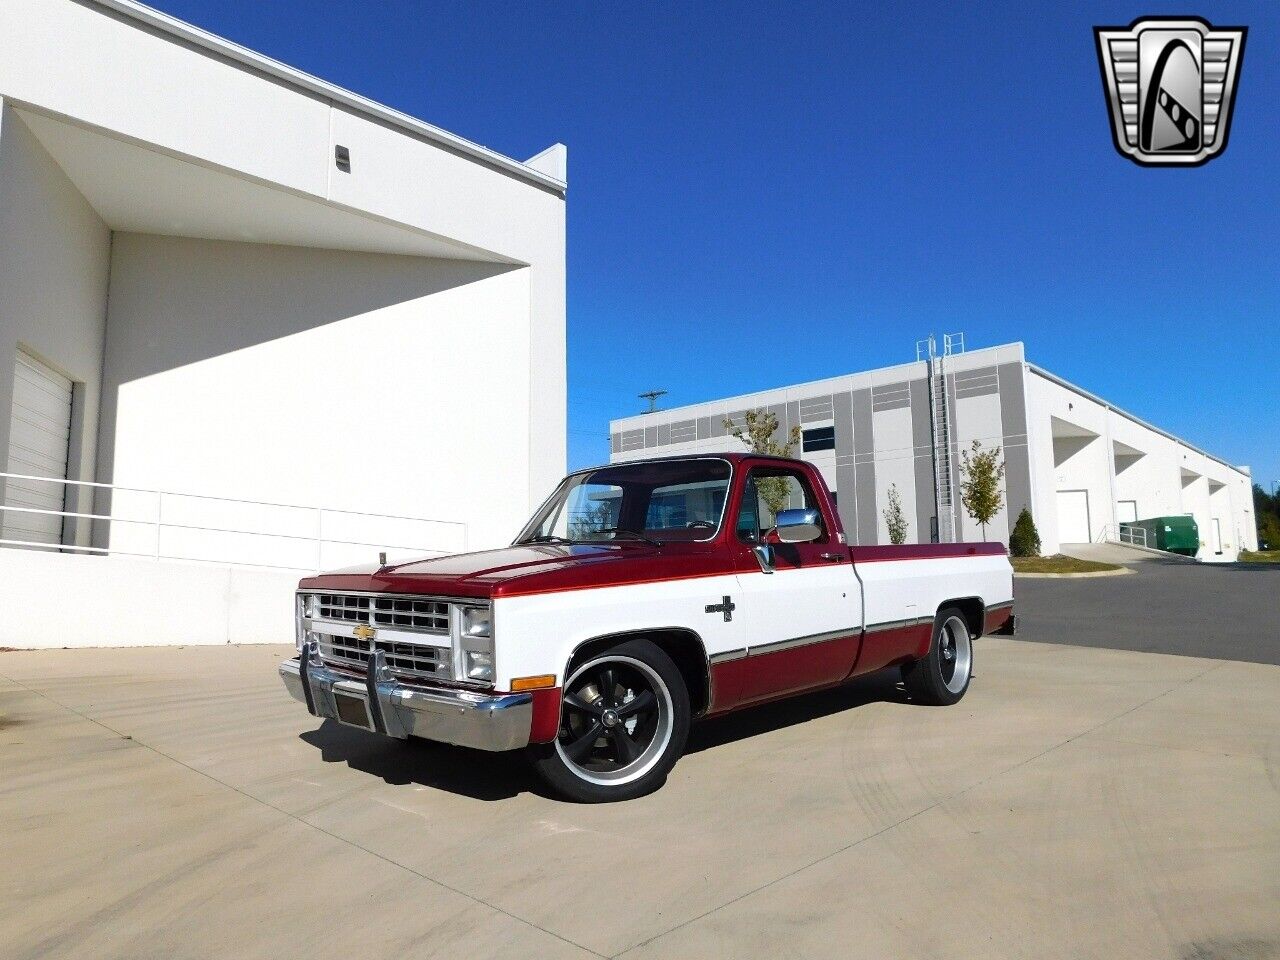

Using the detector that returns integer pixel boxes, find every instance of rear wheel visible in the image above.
[529,638,689,802]
[902,607,973,705]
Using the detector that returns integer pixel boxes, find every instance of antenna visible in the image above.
[638,390,667,413]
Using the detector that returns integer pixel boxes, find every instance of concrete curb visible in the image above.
[1015,567,1134,579]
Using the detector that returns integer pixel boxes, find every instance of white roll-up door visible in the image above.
[3,352,73,546]
[1055,489,1092,544]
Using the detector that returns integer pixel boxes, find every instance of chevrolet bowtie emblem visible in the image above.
[704,595,735,623]
[1094,17,1247,167]
[353,624,376,640]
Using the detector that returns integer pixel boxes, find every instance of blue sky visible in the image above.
[153,1,1278,488]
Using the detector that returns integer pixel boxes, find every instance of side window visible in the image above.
[736,467,825,543]
[802,426,835,452]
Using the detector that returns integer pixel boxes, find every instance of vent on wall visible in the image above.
[334,145,351,172]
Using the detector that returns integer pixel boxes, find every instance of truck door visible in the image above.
[720,464,861,706]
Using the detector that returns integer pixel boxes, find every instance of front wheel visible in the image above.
[902,607,973,705]
[529,638,689,802]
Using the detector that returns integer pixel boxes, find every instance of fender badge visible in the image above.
[704,595,736,623]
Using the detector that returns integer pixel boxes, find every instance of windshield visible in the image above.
[516,459,732,545]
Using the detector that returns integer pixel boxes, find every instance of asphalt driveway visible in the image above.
[1016,555,1280,665]
[3,631,1278,960]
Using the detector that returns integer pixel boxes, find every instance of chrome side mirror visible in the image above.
[776,508,822,543]
[752,544,775,574]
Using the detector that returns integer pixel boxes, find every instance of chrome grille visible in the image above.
[307,591,466,682]
[318,593,449,633]
[318,634,445,679]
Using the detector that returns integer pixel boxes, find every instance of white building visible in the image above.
[610,341,1257,562]
[0,0,566,646]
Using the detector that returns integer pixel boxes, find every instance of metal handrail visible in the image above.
[0,470,465,528]
[0,471,468,572]
[1098,522,1149,549]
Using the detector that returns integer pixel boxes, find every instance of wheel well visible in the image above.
[940,597,985,638]
[566,629,710,717]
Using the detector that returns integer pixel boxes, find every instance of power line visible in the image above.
[638,389,667,413]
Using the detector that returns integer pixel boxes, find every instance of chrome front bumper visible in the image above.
[280,650,532,752]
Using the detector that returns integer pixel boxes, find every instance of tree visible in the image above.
[883,483,909,545]
[1009,507,1041,557]
[959,439,1006,541]
[1254,483,1280,548]
[724,409,801,519]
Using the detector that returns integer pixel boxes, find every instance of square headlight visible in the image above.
[464,650,494,682]
[461,606,491,638]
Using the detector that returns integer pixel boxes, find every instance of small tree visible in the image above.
[1009,507,1041,557]
[883,483,909,545]
[959,439,1006,541]
[724,409,801,519]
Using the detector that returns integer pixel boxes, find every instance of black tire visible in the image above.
[529,638,690,802]
[902,607,974,706]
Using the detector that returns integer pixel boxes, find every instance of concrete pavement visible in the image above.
[2,640,1278,959]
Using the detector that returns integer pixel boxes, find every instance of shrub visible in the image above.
[1009,508,1041,557]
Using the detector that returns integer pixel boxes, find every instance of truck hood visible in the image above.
[299,543,667,599]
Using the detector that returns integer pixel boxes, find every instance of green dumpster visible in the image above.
[1125,515,1200,556]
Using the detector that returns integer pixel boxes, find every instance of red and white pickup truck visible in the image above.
[282,454,1014,801]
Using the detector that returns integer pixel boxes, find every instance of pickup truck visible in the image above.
[282,454,1014,802]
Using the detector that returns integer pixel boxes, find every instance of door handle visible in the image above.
[820,552,845,562]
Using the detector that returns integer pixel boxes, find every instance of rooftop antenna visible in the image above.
[638,390,667,414]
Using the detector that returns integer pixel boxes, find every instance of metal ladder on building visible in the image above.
[916,333,964,543]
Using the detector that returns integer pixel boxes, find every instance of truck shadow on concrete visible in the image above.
[686,668,909,754]
[299,668,910,801]
[300,721,538,801]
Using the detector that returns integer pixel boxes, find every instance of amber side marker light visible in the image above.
[510,674,557,692]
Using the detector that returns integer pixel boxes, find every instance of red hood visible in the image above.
[299,543,672,599]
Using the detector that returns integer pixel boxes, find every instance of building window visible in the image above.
[802,426,835,452]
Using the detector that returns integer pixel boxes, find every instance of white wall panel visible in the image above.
[0,546,296,648]
[871,405,917,544]
[951,391,1010,542]
[99,235,533,558]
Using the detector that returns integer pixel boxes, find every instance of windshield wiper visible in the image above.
[591,528,663,547]
[519,534,571,545]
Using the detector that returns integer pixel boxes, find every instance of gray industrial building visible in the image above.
[609,341,1256,561]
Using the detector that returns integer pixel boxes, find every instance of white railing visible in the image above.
[0,471,468,573]
[1097,522,1148,549]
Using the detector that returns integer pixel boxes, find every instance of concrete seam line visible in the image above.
[0,670,610,960]
[1090,733,1251,762]
[611,658,1228,959]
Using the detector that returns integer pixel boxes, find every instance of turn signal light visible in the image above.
[510,674,557,692]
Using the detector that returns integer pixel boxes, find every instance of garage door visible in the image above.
[3,352,72,546]
[1056,489,1091,544]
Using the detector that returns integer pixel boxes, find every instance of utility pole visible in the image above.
[638,390,667,414]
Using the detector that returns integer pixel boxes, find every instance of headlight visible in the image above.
[464,650,494,682]
[458,606,494,683]
[461,607,491,638]
[295,594,316,651]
